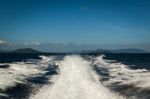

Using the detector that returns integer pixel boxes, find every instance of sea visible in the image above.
[0,53,150,99]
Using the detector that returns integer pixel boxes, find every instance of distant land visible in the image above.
[91,48,147,53]
[0,48,42,53]
[11,48,42,53]
[109,49,148,53]
[0,48,148,53]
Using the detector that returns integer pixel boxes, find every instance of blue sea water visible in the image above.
[0,53,150,99]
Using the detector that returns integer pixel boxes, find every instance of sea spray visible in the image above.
[30,55,124,99]
[0,56,55,96]
[93,55,150,89]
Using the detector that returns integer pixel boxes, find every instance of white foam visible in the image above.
[39,55,55,63]
[0,56,55,94]
[93,55,150,89]
[30,55,124,99]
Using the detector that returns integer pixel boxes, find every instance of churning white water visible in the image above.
[30,55,125,99]
[0,56,54,92]
[93,55,150,89]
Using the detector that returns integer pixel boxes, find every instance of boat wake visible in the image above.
[0,55,150,99]
[30,55,124,99]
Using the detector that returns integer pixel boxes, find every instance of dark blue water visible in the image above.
[1,53,150,69]
[104,53,150,70]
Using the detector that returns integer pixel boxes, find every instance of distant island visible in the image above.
[11,48,42,53]
[109,49,147,53]
[91,48,147,53]
[0,48,42,53]
[0,48,148,53]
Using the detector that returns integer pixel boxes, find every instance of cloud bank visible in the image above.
[0,40,8,45]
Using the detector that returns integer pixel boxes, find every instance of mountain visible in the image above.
[74,49,110,53]
[11,48,42,53]
[78,48,147,53]
[93,49,110,53]
[110,49,147,53]
[0,48,148,53]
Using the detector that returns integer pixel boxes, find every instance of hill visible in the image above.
[11,48,42,53]
[110,49,147,53]
[79,48,147,53]
[0,48,148,53]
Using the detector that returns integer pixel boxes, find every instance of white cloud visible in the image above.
[24,42,40,46]
[0,40,8,45]
[24,42,28,46]
[32,42,40,45]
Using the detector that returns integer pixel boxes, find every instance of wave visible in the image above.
[0,56,55,97]
[30,55,124,99]
[93,55,150,89]
[92,55,150,98]
[1,55,150,99]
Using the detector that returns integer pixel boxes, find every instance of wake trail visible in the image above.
[0,55,55,98]
[30,55,124,99]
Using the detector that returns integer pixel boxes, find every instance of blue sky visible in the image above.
[0,0,150,51]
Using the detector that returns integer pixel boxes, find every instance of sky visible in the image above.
[0,0,150,52]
